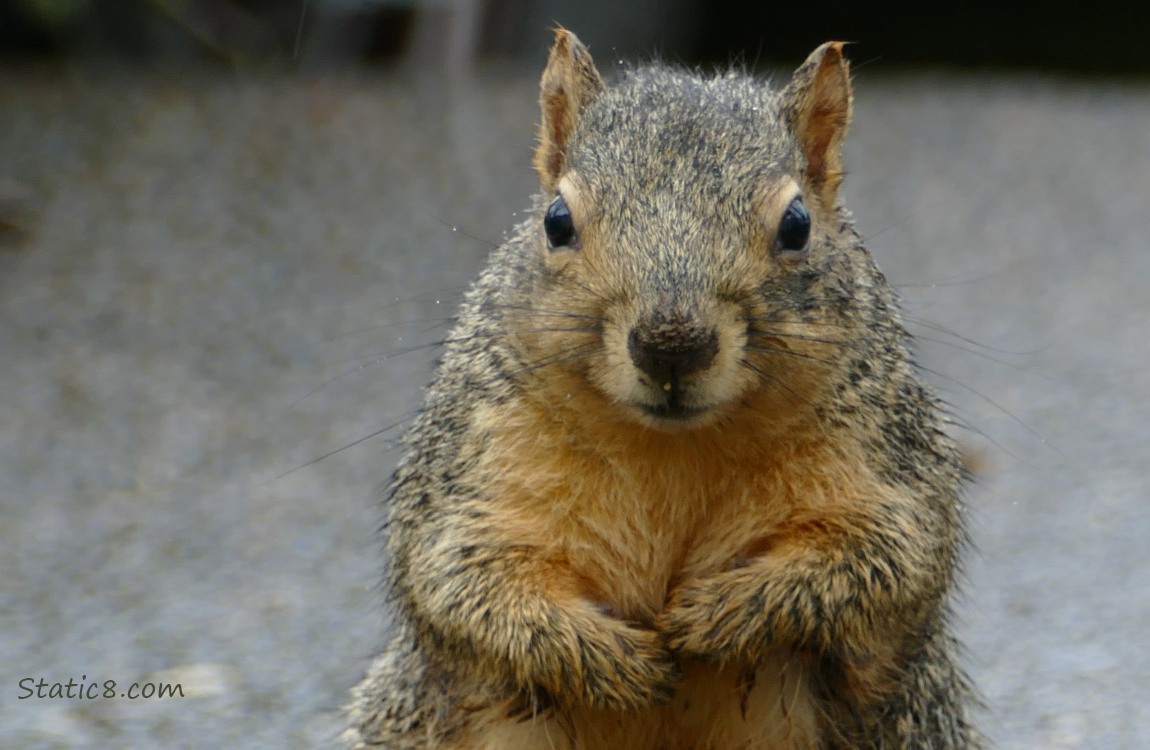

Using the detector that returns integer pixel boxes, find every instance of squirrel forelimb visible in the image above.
[658,493,952,667]
[396,530,680,711]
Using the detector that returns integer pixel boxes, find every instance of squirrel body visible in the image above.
[344,30,980,749]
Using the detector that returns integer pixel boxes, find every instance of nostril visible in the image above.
[627,326,718,383]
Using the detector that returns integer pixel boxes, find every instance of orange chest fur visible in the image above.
[473,403,850,622]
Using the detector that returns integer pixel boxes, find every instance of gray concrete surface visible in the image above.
[1,64,1146,749]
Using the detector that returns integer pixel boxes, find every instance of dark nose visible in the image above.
[627,310,718,385]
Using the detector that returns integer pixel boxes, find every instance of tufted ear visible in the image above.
[533,28,605,192]
[780,42,853,204]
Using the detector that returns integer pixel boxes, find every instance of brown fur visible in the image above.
[535,27,606,192]
[344,30,981,750]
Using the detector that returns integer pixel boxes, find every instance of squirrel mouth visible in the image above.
[635,382,710,422]
[638,401,709,421]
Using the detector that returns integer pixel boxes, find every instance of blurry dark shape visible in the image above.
[1,0,280,63]
[0,0,84,55]
[687,2,1150,75]
[404,0,482,71]
[293,3,415,67]
[0,0,415,66]
[477,0,699,67]
[0,0,1146,73]
[295,0,482,72]
[142,0,282,64]
[0,177,36,251]
[0,0,485,69]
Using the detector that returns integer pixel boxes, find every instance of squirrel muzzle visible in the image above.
[624,305,724,421]
[628,309,718,386]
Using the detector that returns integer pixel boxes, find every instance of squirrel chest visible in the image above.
[472,396,871,625]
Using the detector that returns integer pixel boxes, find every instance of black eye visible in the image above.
[776,197,811,255]
[544,195,578,250]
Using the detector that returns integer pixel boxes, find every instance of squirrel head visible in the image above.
[515,30,860,433]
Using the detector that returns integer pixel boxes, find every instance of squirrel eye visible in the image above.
[775,197,811,255]
[544,195,579,250]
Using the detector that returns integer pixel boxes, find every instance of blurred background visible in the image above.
[3,0,1150,73]
[3,2,1148,750]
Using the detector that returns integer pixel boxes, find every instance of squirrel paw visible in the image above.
[657,569,769,663]
[567,615,680,710]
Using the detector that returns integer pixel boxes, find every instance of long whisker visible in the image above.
[743,343,841,368]
[746,329,858,351]
[738,359,808,407]
[913,361,1060,458]
[327,326,599,370]
[301,320,603,406]
[291,339,454,406]
[935,404,1026,466]
[745,316,851,331]
[490,302,607,324]
[329,316,458,343]
[905,316,1053,357]
[910,333,1057,382]
[553,270,615,308]
[272,343,601,486]
[496,342,600,384]
[257,408,420,486]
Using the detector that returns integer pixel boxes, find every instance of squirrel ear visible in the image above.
[534,28,605,192]
[780,42,853,203]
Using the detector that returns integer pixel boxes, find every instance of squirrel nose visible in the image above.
[627,312,718,385]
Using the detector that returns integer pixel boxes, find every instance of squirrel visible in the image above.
[342,29,982,750]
